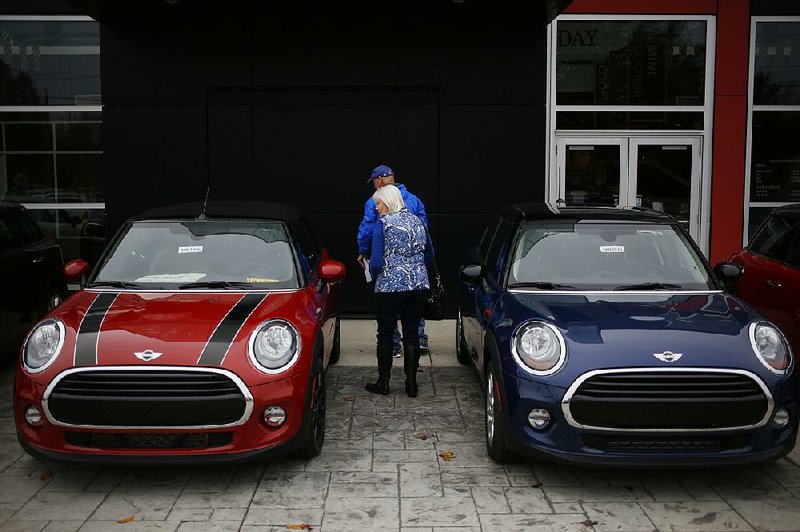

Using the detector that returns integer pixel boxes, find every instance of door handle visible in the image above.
[31,256,45,264]
[767,279,782,288]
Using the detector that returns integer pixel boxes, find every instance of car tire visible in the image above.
[328,317,341,365]
[485,363,513,463]
[294,361,327,459]
[455,310,471,365]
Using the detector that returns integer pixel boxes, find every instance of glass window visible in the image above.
[15,208,44,244]
[0,20,100,106]
[94,220,300,290]
[754,22,800,105]
[508,222,711,290]
[750,111,800,203]
[26,207,104,264]
[478,216,501,261]
[556,20,707,105]
[749,215,800,264]
[292,220,319,274]
[556,111,703,130]
[0,213,18,252]
[485,219,515,281]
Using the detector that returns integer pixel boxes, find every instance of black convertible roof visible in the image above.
[772,203,800,216]
[131,201,303,223]
[498,203,676,223]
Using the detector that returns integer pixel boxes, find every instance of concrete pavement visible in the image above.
[0,319,799,531]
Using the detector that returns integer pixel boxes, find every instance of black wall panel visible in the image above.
[95,1,550,316]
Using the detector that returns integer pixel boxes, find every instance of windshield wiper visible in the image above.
[178,281,254,290]
[87,280,143,289]
[614,282,683,291]
[508,281,576,290]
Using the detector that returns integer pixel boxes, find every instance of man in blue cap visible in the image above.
[357,164,430,357]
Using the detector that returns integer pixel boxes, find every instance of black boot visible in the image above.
[404,343,420,397]
[365,344,393,395]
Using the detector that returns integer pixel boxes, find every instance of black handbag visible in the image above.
[424,233,445,321]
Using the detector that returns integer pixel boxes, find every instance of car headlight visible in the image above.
[749,322,792,374]
[511,321,566,375]
[248,319,301,373]
[23,319,66,373]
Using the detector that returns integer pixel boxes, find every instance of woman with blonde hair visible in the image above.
[365,184,431,397]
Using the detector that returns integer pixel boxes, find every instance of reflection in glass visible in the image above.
[0,21,100,106]
[635,145,692,226]
[4,154,54,202]
[556,20,707,105]
[57,154,103,202]
[750,112,800,203]
[563,144,620,206]
[748,207,774,243]
[5,123,51,150]
[754,22,800,105]
[556,111,703,130]
[26,208,105,265]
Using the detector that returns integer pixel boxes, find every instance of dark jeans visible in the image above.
[375,290,428,347]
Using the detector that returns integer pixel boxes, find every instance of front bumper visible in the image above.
[498,370,799,467]
[15,369,312,464]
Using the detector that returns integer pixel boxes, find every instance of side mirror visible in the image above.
[459,263,485,284]
[713,262,742,283]
[81,222,104,238]
[318,259,346,284]
[64,259,90,284]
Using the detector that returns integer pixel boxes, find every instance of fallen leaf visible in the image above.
[418,433,428,441]
[117,516,135,523]
[439,451,456,461]
[342,396,356,402]
[287,525,313,530]
[580,519,598,527]
[40,471,52,481]
[532,480,543,488]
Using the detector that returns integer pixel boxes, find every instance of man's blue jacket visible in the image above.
[357,183,428,256]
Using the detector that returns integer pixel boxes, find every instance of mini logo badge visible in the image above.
[134,349,163,362]
[653,351,683,363]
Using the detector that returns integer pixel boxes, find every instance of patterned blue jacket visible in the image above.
[357,184,427,256]
[369,209,432,293]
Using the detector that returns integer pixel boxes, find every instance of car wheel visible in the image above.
[328,317,341,365]
[455,310,471,365]
[485,363,512,463]
[295,362,327,459]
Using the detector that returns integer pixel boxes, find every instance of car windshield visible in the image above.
[507,222,713,291]
[92,220,299,289]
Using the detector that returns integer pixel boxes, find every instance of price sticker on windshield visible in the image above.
[178,246,203,254]
[600,246,625,253]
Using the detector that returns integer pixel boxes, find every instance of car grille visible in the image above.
[567,370,769,430]
[47,369,249,427]
[65,431,233,449]
[583,434,749,452]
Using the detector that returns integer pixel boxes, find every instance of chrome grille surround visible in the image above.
[561,368,774,433]
[42,366,253,430]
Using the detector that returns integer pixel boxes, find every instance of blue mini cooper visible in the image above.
[457,204,797,466]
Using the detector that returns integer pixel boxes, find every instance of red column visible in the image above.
[710,0,750,264]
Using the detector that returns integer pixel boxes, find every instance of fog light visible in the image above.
[528,408,550,430]
[263,406,286,428]
[773,408,790,428]
[25,406,43,427]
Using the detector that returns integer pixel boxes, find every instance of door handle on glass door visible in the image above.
[767,279,782,288]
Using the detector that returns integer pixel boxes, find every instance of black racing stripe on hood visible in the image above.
[74,292,119,366]
[197,293,266,366]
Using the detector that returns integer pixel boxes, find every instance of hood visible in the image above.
[48,290,303,369]
[499,292,773,384]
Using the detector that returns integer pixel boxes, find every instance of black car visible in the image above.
[0,202,66,356]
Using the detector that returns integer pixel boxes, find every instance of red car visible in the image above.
[15,202,345,463]
[725,204,800,360]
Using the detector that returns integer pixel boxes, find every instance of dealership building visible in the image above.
[0,0,798,313]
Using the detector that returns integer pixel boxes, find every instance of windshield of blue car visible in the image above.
[507,222,713,291]
[92,220,299,289]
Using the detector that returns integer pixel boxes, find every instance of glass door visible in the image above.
[628,137,702,240]
[554,137,628,207]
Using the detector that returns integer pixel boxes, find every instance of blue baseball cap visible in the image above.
[368,164,394,183]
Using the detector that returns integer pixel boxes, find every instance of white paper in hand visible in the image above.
[361,258,372,283]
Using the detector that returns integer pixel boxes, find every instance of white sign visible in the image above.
[178,246,203,254]
[600,246,625,253]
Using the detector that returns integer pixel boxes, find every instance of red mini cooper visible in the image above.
[15,202,345,463]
